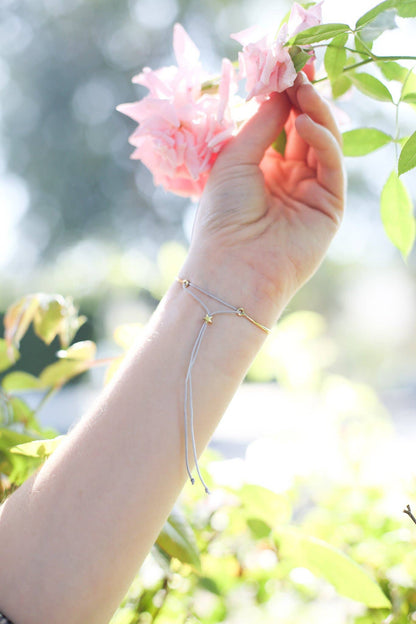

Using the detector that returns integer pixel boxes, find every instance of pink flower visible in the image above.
[232,2,323,101]
[286,1,323,38]
[117,25,236,198]
[231,26,297,101]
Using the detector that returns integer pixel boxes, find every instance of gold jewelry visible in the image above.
[176,277,271,334]
[177,276,272,493]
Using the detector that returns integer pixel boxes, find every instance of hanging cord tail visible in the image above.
[184,322,207,488]
[177,276,273,493]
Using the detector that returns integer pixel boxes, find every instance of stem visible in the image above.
[313,53,416,86]
[399,64,416,102]
[403,504,416,526]
[33,356,118,415]
[35,386,59,414]
[152,577,170,622]
[392,65,416,165]
[374,55,416,63]
[353,32,376,60]
[312,58,373,84]
[312,43,372,57]
[394,101,400,166]
[340,59,373,73]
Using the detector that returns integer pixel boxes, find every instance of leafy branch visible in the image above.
[286,0,416,258]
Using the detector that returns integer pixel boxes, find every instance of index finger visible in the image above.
[294,74,343,148]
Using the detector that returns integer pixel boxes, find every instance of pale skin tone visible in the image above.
[0,73,345,624]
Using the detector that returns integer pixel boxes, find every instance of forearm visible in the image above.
[0,250,286,624]
[0,69,345,624]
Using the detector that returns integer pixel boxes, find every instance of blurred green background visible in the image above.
[1,0,416,411]
[1,1,416,622]
[1,0,416,391]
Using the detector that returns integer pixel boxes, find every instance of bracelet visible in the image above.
[177,277,271,493]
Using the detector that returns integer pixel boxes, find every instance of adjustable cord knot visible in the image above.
[176,276,272,493]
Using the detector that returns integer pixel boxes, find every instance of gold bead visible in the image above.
[237,308,245,317]
[183,279,190,288]
[204,314,213,324]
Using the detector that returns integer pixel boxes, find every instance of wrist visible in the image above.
[180,243,289,329]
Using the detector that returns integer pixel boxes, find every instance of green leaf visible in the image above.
[354,34,373,58]
[379,62,416,98]
[57,340,97,361]
[151,544,172,575]
[198,577,222,596]
[0,428,41,484]
[3,295,39,350]
[379,60,409,82]
[356,1,395,29]
[9,397,36,427]
[247,518,271,539]
[0,338,19,373]
[239,484,291,527]
[379,63,416,110]
[342,128,392,156]
[6,397,46,436]
[398,131,416,175]
[156,507,201,570]
[397,0,416,17]
[58,308,87,349]
[275,527,391,608]
[359,9,397,42]
[402,92,416,104]
[0,428,34,451]
[39,359,89,388]
[401,75,416,102]
[272,129,287,156]
[3,293,87,350]
[290,23,350,45]
[356,0,416,27]
[10,435,65,459]
[324,34,348,84]
[288,46,311,73]
[33,297,65,345]
[109,609,136,624]
[34,294,87,348]
[332,75,353,98]
[381,170,415,258]
[398,136,410,148]
[351,72,392,102]
[2,371,44,392]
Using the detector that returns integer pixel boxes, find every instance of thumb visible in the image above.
[219,92,291,166]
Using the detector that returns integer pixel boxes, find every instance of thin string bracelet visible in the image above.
[177,277,271,494]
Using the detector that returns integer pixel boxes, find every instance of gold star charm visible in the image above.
[204,314,213,324]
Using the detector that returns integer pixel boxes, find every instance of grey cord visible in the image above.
[177,277,271,493]
[179,279,249,493]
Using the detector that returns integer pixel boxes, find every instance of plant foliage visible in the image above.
[285,0,416,257]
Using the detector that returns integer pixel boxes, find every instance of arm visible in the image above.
[0,74,345,624]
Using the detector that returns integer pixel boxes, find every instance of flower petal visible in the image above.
[173,23,200,69]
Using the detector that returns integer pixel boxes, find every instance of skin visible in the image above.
[0,73,345,624]
[191,72,345,316]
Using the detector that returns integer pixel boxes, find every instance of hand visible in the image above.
[188,73,345,321]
